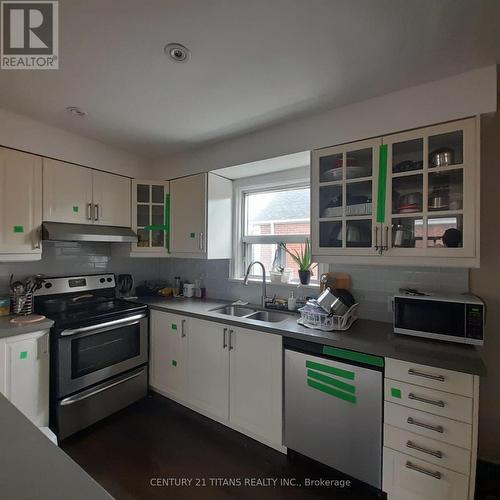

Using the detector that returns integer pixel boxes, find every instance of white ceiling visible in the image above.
[0,0,499,159]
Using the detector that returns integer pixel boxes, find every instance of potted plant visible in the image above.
[280,238,316,285]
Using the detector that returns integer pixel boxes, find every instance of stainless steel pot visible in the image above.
[430,147,454,167]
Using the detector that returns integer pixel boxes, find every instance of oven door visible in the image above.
[55,313,148,398]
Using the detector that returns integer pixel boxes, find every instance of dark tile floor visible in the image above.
[61,392,384,500]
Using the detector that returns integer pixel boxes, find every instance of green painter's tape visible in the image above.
[307,369,356,394]
[165,193,170,252]
[72,206,79,213]
[172,360,177,367]
[305,360,354,380]
[376,144,388,223]
[171,324,177,331]
[13,226,24,233]
[322,346,384,368]
[391,387,402,399]
[19,351,28,360]
[308,378,357,404]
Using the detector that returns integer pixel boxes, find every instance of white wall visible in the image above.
[0,108,150,178]
[152,65,497,179]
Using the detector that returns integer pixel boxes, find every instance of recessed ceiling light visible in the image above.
[66,106,88,117]
[164,43,191,63]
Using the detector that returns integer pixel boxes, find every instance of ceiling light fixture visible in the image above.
[164,43,191,63]
[66,106,88,117]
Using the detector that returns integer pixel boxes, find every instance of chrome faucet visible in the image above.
[243,261,267,307]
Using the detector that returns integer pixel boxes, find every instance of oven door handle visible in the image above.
[60,313,147,337]
[60,368,145,406]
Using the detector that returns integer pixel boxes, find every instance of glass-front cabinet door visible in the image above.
[312,138,382,256]
[131,180,170,254]
[383,118,477,258]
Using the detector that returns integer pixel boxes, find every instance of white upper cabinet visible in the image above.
[43,158,131,227]
[312,137,382,257]
[170,172,232,259]
[92,170,131,227]
[43,159,93,224]
[170,173,207,255]
[131,179,170,255]
[312,117,479,267]
[0,147,42,259]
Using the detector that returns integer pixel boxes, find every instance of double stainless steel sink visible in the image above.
[209,305,291,324]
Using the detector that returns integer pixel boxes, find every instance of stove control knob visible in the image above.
[100,278,105,283]
[44,283,52,289]
[107,277,113,282]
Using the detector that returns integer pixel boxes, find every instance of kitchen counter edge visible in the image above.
[0,316,54,339]
[136,297,486,376]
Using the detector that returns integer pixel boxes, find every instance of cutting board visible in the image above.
[10,314,46,324]
[320,272,352,292]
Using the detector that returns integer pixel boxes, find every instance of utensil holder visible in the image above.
[10,292,34,315]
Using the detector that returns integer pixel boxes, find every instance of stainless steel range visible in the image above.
[34,274,148,440]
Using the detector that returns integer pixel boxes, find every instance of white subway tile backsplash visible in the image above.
[156,259,468,324]
[0,242,161,294]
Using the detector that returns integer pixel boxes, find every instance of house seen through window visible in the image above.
[242,186,318,283]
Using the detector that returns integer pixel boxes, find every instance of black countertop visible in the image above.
[136,297,485,376]
[0,394,112,500]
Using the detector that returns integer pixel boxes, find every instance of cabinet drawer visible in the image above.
[384,424,470,475]
[385,358,473,397]
[385,379,472,423]
[384,402,472,449]
[383,448,469,500]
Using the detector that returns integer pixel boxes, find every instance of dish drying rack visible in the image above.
[297,303,358,331]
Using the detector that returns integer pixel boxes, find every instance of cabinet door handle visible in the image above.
[408,368,445,382]
[199,232,204,251]
[375,225,380,251]
[405,461,441,480]
[223,328,228,349]
[408,393,445,408]
[94,203,100,221]
[33,228,41,249]
[228,329,234,350]
[181,319,186,338]
[87,203,93,220]
[383,225,389,251]
[406,440,443,459]
[407,417,444,434]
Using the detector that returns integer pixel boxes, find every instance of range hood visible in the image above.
[42,222,138,243]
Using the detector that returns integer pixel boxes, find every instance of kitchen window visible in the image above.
[233,179,323,284]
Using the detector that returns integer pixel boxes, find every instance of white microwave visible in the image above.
[393,293,484,345]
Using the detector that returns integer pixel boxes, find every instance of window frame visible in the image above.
[231,172,325,284]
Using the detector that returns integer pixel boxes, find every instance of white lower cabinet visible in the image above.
[186,318,229,420]
[383,448,468,500]
[149,311,188,400]
[0,330,49,427]
[149,312,283,449]
[229,326,282,446]
[383,358,479,500]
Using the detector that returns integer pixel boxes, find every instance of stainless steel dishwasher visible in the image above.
[284,338,383,489]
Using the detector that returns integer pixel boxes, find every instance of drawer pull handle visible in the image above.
[408,368,445,382]
[407,417,444,434]
[405,461,441,480]
[406,440,443,459]
[408,393,445,407]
